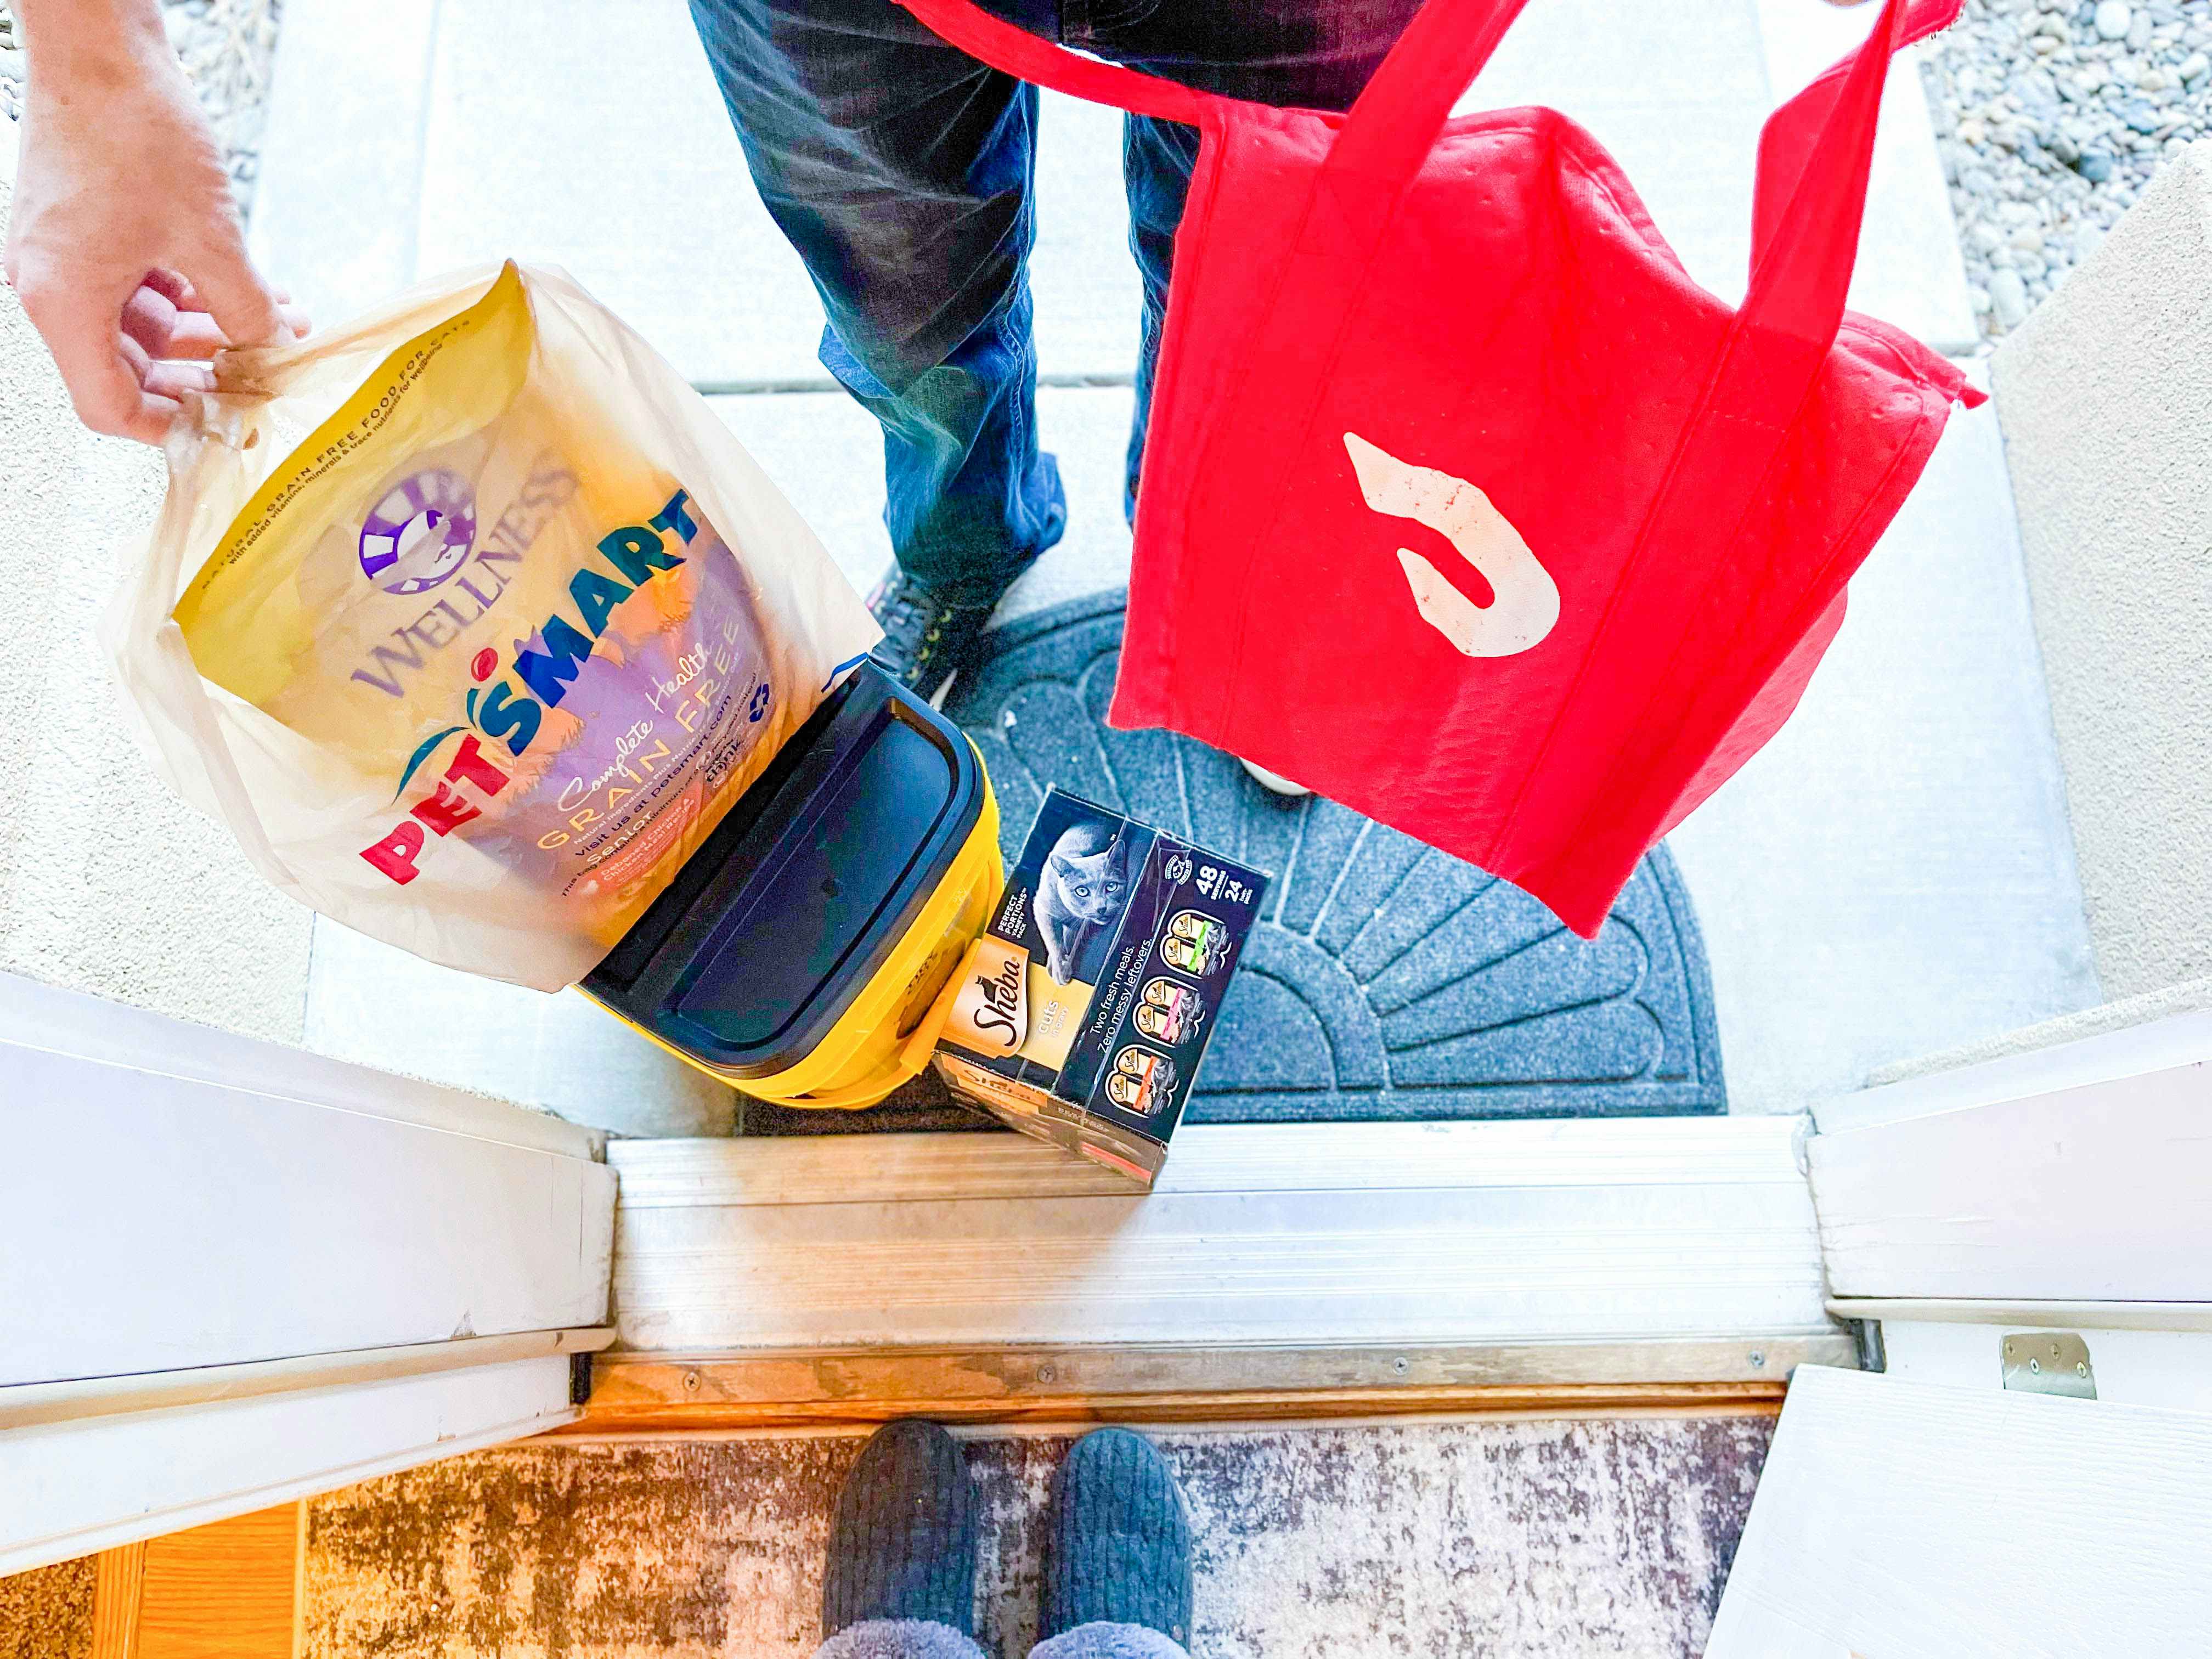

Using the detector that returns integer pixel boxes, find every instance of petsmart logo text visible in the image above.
[358,486,702,887]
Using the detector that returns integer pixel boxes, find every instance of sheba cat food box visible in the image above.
[933,788,1268,1186]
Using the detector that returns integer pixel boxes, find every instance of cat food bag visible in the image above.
[933,788,1268,1186]
[104,262,877,990]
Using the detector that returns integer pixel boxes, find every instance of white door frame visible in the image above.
[1707,1364,2212,1658]
[1812,1007,2212,1305]
[1709,1007,2212,1651]
[0,973,617,1574]
[1811,1006,2212,1405]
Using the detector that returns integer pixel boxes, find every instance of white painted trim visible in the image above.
[1877,1319,2212,1413]
[0,980,618,1576]
[1708,1366,2212,1656]
[3,973,617,1383]
[609,1118,1835,1355]
[1829,1298,2212,1333]
[1808,1032,2212,1300]
[1865,978,2212,1091]
[0,968,605,1159]
[0,1356,578,1576]
[1812,1005,2212,1135]
[0,1327,614,1430]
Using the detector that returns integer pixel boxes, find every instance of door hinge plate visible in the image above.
[2002,1331,2096,1399]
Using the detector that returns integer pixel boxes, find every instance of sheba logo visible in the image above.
[970,953,1024,1042]
[1343,432,1559,658]
[943,935,1030,1056]
[357,484,701,887]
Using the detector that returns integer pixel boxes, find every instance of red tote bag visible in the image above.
[901,0,1983,938]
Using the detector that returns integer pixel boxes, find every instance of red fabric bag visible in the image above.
[901,0,1983,936]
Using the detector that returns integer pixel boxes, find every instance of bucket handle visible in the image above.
[896,940,981,1081]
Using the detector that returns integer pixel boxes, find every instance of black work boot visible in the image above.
[822,1419,979,1640]
[867,565,1001,704]
[1041,1429,1194,1651]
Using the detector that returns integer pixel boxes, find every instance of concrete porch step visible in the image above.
[249,0,1976,390]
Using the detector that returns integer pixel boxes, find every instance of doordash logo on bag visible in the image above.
[357,486,703,886]
[1342,433,1559,659]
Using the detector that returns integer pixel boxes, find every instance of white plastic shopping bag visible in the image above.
[103,262,878,990]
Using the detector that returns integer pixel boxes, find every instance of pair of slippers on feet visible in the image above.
[822,1421,1193,1657]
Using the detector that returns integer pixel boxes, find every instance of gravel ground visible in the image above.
[1922,0,2211,344]
[0,0,281,215]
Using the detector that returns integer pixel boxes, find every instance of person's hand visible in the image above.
[3,23,308,443]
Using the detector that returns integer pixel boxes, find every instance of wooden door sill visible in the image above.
[567,1339,1833,1434]
[592,1117,1849,1431]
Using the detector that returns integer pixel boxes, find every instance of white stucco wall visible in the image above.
[1990,142,2212,1001]
[0,149,314,1041]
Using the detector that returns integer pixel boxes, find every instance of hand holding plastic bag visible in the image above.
[103,262,878,990]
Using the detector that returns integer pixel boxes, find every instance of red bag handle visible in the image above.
[893,0,1218,126]
[1740,0,1961,339]
[1323,0,1962,341]
[900,0,1962,346]
[1311,0,1536,198]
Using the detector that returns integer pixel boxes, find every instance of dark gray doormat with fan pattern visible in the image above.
[736,591,1723,1136]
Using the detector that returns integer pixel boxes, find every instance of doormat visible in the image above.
[736,591,1724,1136]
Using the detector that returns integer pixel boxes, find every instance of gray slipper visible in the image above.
[1041,1429,1193,1649]
[822,1420,979,1639]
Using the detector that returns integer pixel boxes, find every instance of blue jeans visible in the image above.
[687,0,1422,607]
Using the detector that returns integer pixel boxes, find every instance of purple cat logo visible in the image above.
[359,469,478,595]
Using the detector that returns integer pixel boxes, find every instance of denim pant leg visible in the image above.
[687,0,1066,607]
[1119,115,1201,522]
[1092,0,1425,518]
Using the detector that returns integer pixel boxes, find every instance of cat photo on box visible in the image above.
[1034,820,1132,984]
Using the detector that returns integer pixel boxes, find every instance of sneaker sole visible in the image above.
[1238,757,1313,797]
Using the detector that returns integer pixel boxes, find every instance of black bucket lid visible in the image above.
[585,662,987,1080]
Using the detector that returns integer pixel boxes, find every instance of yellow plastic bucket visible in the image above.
[582,664,1004,1111]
